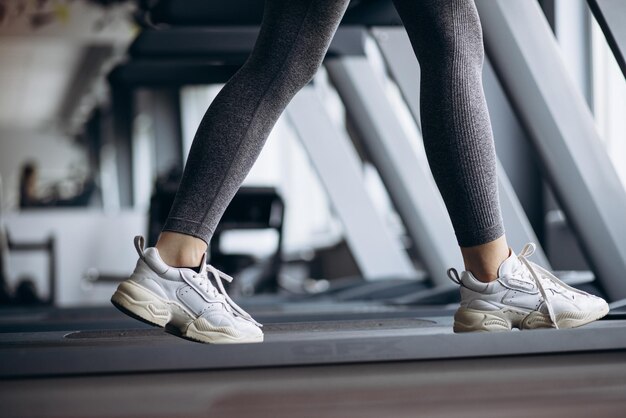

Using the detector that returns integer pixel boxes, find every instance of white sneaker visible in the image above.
[111,236,263,344]
[448,243,609,332]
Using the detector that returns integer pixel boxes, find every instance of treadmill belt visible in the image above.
[64,318,437,339]
[2,317,625,378]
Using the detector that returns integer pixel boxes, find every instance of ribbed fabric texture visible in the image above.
[392,0,504,246]
[164,0,504,248]
[163,0,351,242]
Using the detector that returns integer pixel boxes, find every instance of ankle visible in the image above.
[157,248,205,269]
[460,235,510,283]
[463,248,510,283]
[155,232,207,268]
[465,266,500,283]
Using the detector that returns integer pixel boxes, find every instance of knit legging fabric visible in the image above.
[163,0,504,248]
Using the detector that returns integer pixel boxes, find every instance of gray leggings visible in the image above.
[163,0,504,248]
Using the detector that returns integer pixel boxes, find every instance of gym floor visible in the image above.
[2,352,625,417]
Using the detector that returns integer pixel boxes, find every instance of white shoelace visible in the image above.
[448,242,591,330]
[516,243,593,330]
[516,243,558,328]
[192,265,262,327]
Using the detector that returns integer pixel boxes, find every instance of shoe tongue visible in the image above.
[175,253,208,276]
[198,253,208,274]
[497,248,521,278]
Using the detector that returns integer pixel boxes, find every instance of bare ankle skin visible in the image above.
[155,231,208,268]
[460,235,510,283]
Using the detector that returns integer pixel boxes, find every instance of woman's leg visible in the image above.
[390,0,609,332]
[392,0,509,281]
[112,0,351,343]
[157,0,351,268]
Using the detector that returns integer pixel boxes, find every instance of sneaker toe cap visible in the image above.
[590,295,609,313]
[235,316,264,335]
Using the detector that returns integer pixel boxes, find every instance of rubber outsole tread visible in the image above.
[111,285,263,344]
[453,305,609,333]
[111,298,163,329]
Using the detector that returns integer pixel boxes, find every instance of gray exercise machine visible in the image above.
[476,0,626,300]
[325,28,551,290]
[588,0,626,78]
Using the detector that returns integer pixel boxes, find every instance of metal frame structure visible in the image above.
[476,0,626,300]
[325,56,462,287]
[588,0,626,78]
[286,85,416,280]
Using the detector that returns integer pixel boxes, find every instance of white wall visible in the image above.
[4,209,146,307]
[591,19,626,189]
[0,128,89,211]
[553,1,626,190]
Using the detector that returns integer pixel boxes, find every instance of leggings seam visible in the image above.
[449,1,474,231]
[194,0,318,235]
[453,3,476,229]
[449,0,495,236]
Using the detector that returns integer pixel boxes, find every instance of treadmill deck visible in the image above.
[2,315,625,378]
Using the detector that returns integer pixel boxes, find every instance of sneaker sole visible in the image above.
[453,304,610,332]
[111,281,263,344]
